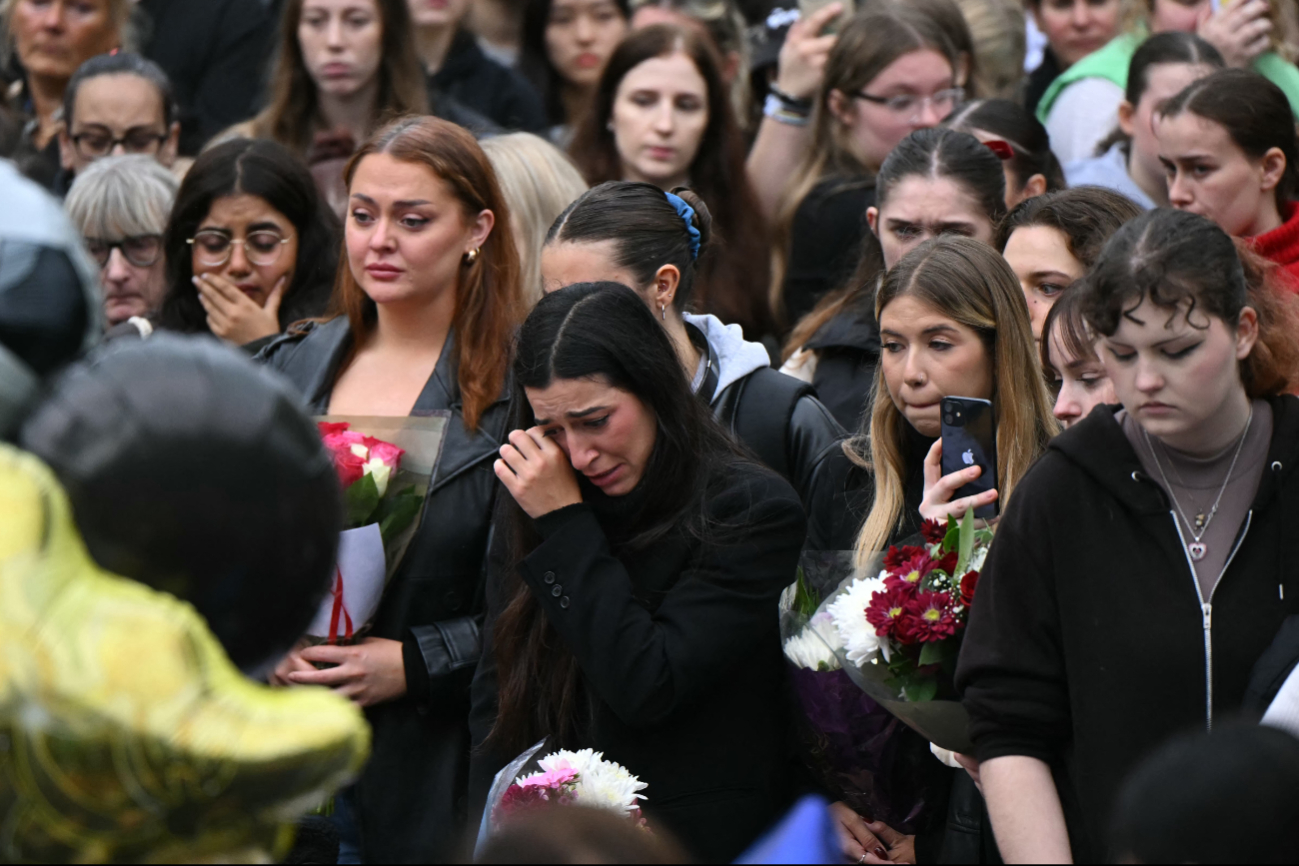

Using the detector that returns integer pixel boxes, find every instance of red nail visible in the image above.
[875,847,888,859]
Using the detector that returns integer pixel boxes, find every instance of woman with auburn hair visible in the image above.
[568,23,773,338]
[259,115,525,862]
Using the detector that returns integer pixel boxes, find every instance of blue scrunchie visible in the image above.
[664,192,702,260]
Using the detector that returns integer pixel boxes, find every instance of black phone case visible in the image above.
[940,397,998,520]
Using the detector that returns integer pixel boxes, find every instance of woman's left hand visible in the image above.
[919,439,998,523]
[494,427,583,519]
[194,272,285,346]
[285,637,407,707]
[864,821,916,864]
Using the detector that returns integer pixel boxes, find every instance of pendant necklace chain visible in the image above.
[1142,406,1253,562]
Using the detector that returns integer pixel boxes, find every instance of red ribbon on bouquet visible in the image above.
[328,567,354,644]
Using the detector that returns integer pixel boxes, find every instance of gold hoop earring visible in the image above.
[463,247,480,266]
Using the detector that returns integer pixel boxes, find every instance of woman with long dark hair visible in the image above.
[541,180,846,507]
[157,138,339,349]
[469,281,806,862]
[259,115,526,862]
[958,208,1299,862]
[519,0,630,141]
[568,23,772,337]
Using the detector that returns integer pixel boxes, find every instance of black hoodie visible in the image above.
[956,396,1299,861]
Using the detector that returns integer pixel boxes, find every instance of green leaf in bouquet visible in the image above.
[903,675,939,703]
[943,515,961,553]
[345,472,381,527]
[955,508,975,576]
[918,639,953,668]
[792,567,821,619]
[377,485,423,547]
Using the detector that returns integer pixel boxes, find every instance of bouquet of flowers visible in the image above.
[780,552,949,833]
[492,749,648,828]
[306,416,449,644]
[814,513,993,754]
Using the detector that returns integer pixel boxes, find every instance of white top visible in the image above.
[1263,661,1299,739]
[1045,77,1125,165]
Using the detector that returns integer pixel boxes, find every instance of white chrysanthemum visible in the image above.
[783,611,843,671]
[827,572,888,666]
[537,750,647,815]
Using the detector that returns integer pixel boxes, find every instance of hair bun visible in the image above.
[670,187,713,252]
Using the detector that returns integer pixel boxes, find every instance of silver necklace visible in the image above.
[1143,407,1253,562]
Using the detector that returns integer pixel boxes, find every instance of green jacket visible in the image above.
[1036,29,1299,122]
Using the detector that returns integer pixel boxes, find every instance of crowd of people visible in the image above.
[5,0,1299,863]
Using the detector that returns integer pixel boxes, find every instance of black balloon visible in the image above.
[20,334,343,674]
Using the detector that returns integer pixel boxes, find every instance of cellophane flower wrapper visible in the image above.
[780,552,936,833]
[812,516,993,755]
[306,414,450,644]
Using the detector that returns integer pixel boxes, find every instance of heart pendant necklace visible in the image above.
[1143,407,1253,568]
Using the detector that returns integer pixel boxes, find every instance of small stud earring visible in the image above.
[464,247,480,266]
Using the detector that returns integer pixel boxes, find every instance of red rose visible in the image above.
[903,591,958,642]
[959,570,979,608]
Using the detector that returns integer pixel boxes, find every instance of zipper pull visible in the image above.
[1202,602,1212,630]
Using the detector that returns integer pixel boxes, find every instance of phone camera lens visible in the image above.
[944,414,954,425]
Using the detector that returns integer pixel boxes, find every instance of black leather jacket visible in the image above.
[690,324,848,511]
[257,317,509,862]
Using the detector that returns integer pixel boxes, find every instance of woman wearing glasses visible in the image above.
[768,5,962,330]
[65,154,178,332]
[156,138,341,350]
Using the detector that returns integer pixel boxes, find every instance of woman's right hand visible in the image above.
[775,2,842,99]
[829,801,889,863]
[1199,0,1273,68]
[919,439,998,523]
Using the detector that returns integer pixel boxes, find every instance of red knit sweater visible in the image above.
[1249,202,1299,290]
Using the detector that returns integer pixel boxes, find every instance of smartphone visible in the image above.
[940,397,998,520]
[797,0,854,35]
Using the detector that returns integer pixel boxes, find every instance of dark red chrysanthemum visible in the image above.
[921,519,948,545]
[866,586,913,639]
[885,549,958,592]
[883,545,928,571]
[959,570,980,609]
[902,591,959,643]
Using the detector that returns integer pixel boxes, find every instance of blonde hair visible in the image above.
[852,236,1058,563]
[952,0,1025,99]
[481,133,588,306]
[65,154,178,239]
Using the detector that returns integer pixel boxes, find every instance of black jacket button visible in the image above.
[560,596,571,609]
[552,584,563,597]
[543,571,556,585]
